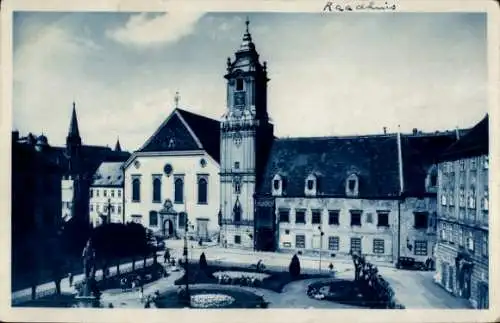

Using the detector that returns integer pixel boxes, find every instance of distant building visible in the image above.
[123,106,220,241]
[89,161,125,226]
[61,103,130,226]
[434,115,489,309]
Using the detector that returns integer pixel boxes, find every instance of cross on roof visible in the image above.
[174,91,180,108]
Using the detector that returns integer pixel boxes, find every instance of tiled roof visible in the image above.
[257,131,459,198]
[256,135,401,198]
[91,162,125,187]
[439,115,488,161]
[137,108,220,163]
[401,132,459,196]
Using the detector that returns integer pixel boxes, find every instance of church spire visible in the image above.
[68,101,80,139]
[114,137,122,152]
[238,16,255,52]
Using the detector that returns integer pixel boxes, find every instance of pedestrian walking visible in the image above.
[164,249,170,264]
[328,262,334,272]
[68,272,74,287]
[140,285,144,302]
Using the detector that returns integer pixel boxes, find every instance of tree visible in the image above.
[289,254,301,279]
[199,252,208,272]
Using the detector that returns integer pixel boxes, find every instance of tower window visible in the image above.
[197,177,208,204]
[236,78,244,91]
[234,162,240,169]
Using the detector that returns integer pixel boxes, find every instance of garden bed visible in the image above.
[174,262,328,293]
[307,279,404,309]
[155,287,266,309]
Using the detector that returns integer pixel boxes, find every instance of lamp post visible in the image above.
[182,211,190,306]
[318,225,324,273]
[106,198,111,224]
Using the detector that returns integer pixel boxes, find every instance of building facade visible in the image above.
[124,108,221,241]
[435,115,489,309]
[89,161,126,226]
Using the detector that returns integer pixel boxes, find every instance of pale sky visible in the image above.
[13,12,487,152]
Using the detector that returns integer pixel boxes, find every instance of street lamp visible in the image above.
[318,225,324,273]
[106,198,111,224]
[182,212,190,306]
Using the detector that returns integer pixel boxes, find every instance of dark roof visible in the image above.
[91,162,125,187]
[138,108,220,162]
[256,135,401,198]
[257,131,460,198]
[177,109,220,162]
[401,132,459,195]
[439,115,488,161]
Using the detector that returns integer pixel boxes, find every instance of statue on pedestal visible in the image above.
[75,238,101,307]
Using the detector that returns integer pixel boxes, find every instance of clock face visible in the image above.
[234,91,246,107]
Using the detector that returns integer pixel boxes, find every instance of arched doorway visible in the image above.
[163,219,174,237]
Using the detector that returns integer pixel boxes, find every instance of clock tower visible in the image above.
[220,18,274,250]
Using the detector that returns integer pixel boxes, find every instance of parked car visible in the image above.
[395,257,426,270]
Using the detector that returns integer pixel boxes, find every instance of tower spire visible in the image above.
[239,16,254,52]
[68,101,80,139]
[114,137,122,152]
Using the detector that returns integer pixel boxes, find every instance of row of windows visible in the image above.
[441,157,488,173]
[441,190,488,211]
[131,175,208,204]
[439,222,488,257]
[90,203,122,214]
[90,188,121,198]
[272,173,359,197]
[290,235,389,254]
[278,209,390,227]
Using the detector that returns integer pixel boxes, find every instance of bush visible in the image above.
[199,252,208,272]
[289,254,301,279]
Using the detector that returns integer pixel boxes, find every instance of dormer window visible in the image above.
[425,165,438,193]
[345,173,359,197]
[304,174,318,196]
[272,174,285,196]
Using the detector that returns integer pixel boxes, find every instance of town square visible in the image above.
[9,9,491,312]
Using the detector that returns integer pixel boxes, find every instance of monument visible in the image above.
[75,239,101,308]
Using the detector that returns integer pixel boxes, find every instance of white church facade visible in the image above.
[123,108,221,241]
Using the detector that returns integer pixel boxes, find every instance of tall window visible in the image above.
[117,205,121,213]
[152,177,162,203]
[117,190,121,198]
[414,240,428,255]
[328,210,339,225]
[311,210,322,224]
[296,235,306,248]
[132,177,141,202]
[90,189,93,198]
[174,177,184,203]
[373,239,385,254]
[328,236,339,251]
[279,209,290,223]
[111,190,115,198]
[295,210,306,224]
[466,231,474,252]
[350,210,362,226]
[414,212,428,229]
[482,233,488,257]
[377,212,389,227]
[96,189,100,197]
[104,190,107,197]
[236,78,244,91]
[350,237,362,254]
[198,177,208,204]
[149,211,158,226]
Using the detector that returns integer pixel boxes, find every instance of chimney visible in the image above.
[383,127,387,135]
[12,130,19,142]
[412,128,418,135]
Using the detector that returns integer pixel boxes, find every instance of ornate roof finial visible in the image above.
[174,91,180,109]
[239,16,254,52]
[245,16,250,33]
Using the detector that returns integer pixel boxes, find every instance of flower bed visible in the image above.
[213,271,270,287]
[190,293,235,308]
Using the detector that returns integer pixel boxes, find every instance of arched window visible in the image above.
[174,177,184,203]
[132,177,141,202]
[153,177,162,203]
[233,199,242,223]
[149,211,158,226]
[198,177,208,204]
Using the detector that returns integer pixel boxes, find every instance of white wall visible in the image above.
[89,187,124,226]
[124,151,220,238]
[61,178,74,220]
